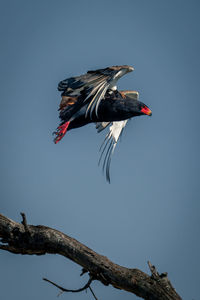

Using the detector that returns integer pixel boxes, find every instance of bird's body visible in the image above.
[54,65,152,182]
[59,90,148,130]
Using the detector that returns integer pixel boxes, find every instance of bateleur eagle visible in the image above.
[54,65,152,182]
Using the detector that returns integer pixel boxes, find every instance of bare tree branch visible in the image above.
[43,275,99,300]
[88,285,99,300]
[43,275,93,293]
[0,213,182,300]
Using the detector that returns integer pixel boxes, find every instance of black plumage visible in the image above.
[60,90,151,131]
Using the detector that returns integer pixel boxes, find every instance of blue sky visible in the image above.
[0,1,200,299]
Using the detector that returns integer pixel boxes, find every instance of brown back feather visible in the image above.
[59,96,78,111]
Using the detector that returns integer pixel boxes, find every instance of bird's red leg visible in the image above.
[54,121,70,144]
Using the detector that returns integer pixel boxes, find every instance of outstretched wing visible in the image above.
[58,65,134,118]
[97,90,139,183]
[98,121,128,183]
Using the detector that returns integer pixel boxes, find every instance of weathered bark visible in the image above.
[0,213,181,300]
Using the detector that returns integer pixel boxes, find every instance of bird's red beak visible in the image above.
[141,106,152,116]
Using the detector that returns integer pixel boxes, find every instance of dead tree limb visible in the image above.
[0,213,182,300]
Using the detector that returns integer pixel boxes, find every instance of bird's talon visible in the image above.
[53,121,70,144]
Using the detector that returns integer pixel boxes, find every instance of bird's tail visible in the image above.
[53,121,70,144]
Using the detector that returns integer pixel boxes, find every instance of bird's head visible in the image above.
[125,97,152,117]
[120,91,152,118]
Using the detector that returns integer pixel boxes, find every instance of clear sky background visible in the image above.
[0,1,199,299]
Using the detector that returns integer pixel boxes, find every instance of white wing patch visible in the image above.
[109,121,128,142]
[98,120,128,183]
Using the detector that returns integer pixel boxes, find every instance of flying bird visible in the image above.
[54,65,152,182]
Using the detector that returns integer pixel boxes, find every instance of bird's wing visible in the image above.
[96,90,139,182]
[58,65,134,118]
[98,120,128,183]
